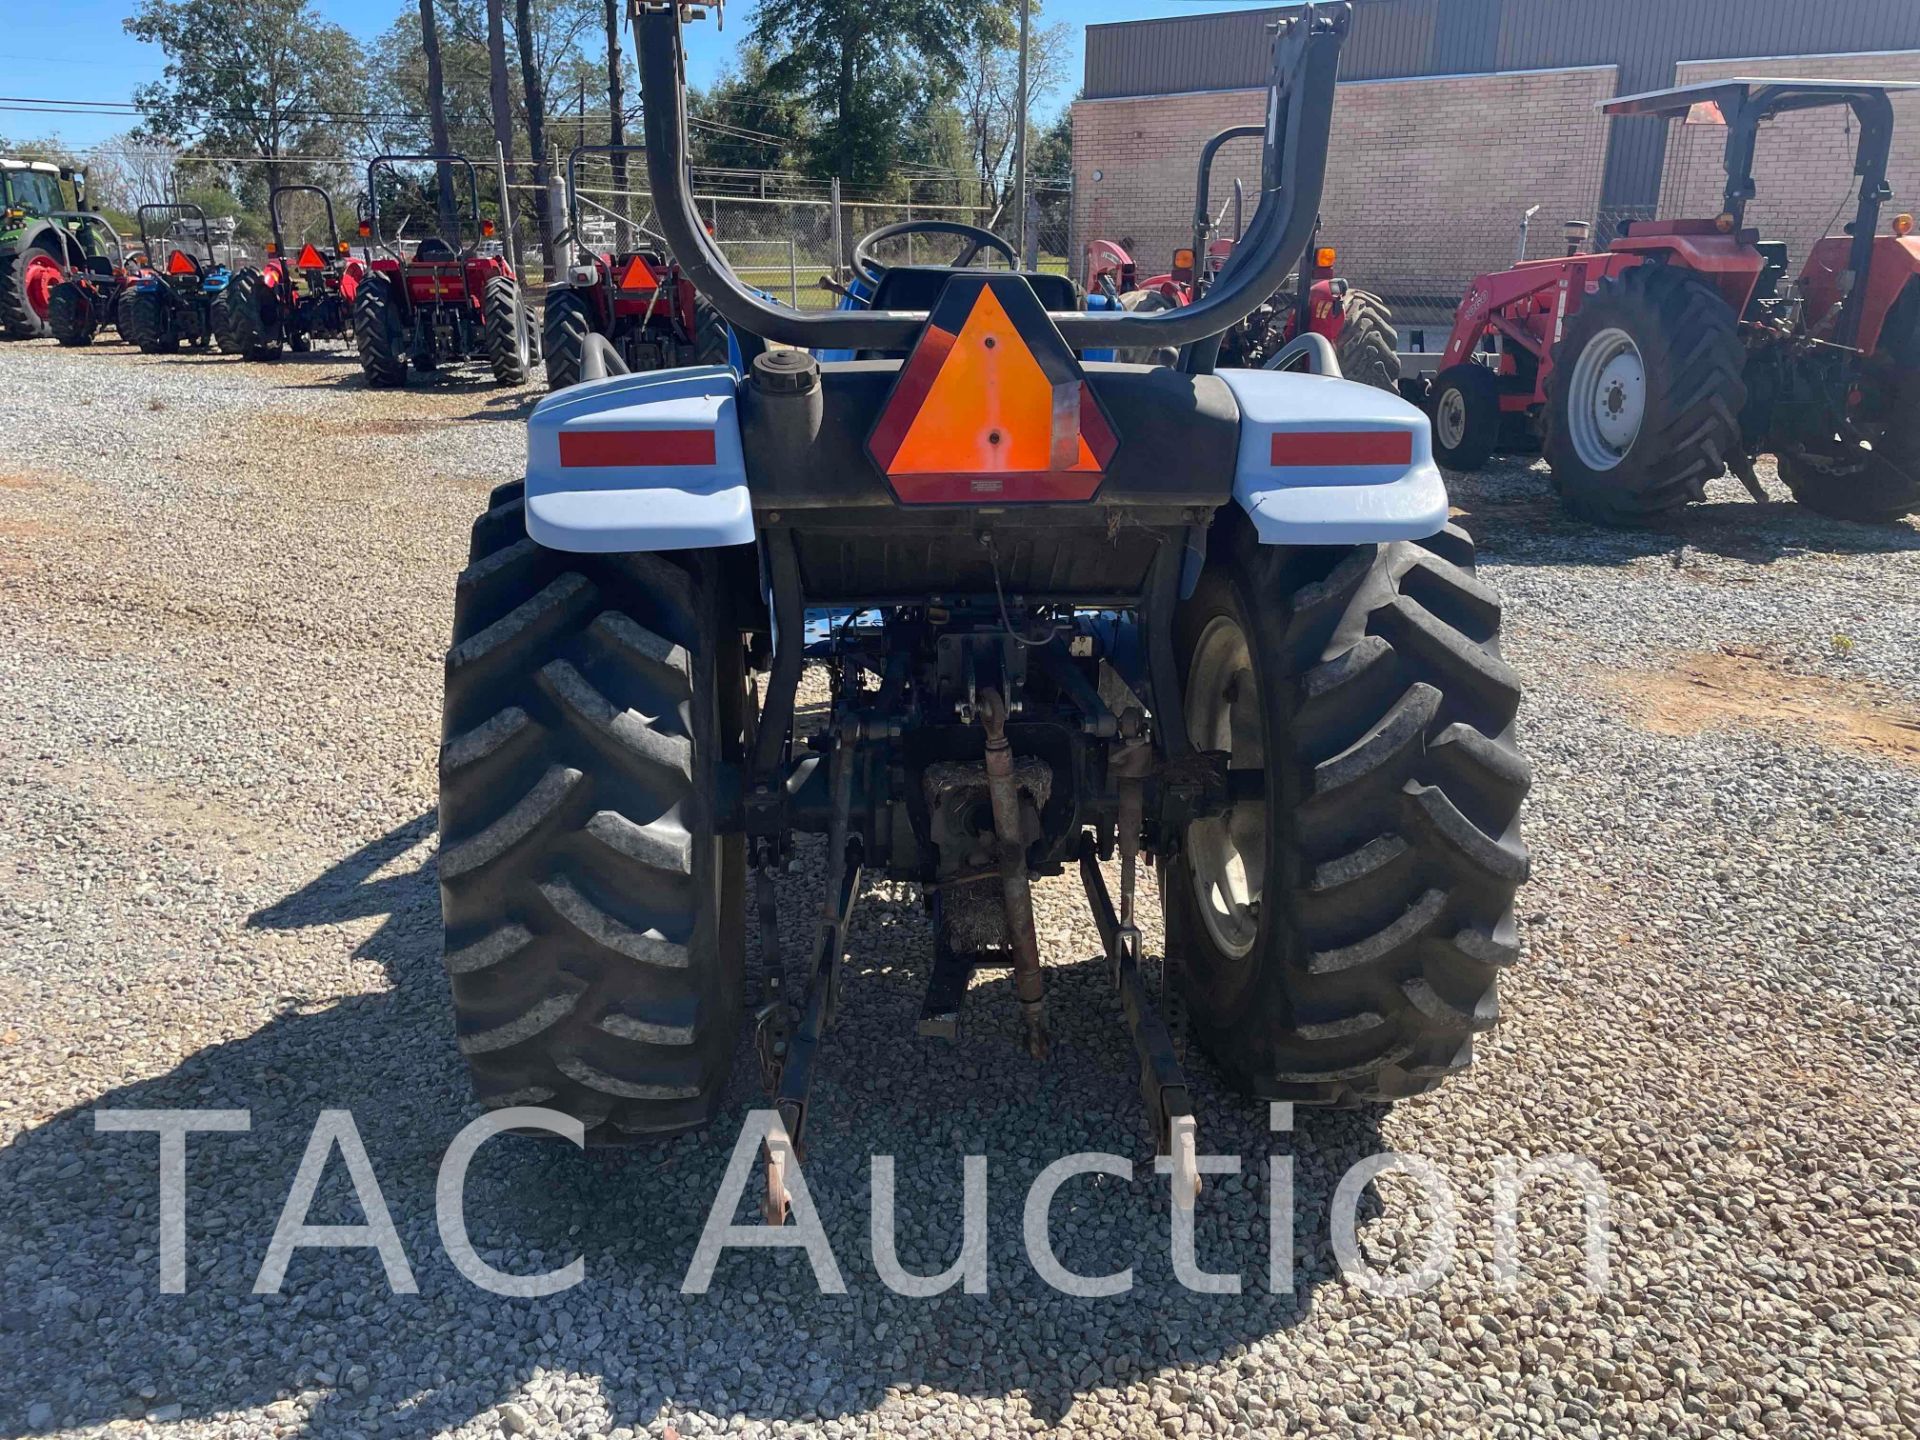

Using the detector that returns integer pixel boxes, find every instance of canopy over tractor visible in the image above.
[352,154,534,388]
[1428,77,1920,524]
[435,1,1529,1218]
[222,185,367,360]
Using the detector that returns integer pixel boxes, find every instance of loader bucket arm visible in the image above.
[632,0,1348,351]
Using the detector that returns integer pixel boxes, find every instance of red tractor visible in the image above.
[541,143,730,391]
[222,184,366,359]
[1429,78,1920,524]
[1085,122,1401,391]
[352,154,535,388]
[45,212,145,347]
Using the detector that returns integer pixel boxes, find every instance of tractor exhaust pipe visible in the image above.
[977,688,1048,1060]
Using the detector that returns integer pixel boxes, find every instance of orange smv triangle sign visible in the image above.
[296,243,327,270]
[887,285,1095,477]
[618,255,659,292]
[165,249,197,275]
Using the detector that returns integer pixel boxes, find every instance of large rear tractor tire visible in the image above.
[225,267,282,360]
[1544,263,1745,525]
[354,272,409,388]
[208,292,233,353]
[691,298,732,368]
[127,288,178,353]
[1428,363,1501,471]
[0,240,61,338]
[1165,517,1530,1104]
[1775,382,1920,522]
[113,285,137,343]
[48,282,98,347]
[1335,288,1401,394]
[483,275,533,386]
[438,488,747,1136]
[543,286,590,392]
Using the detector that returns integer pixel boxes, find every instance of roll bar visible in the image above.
[365,154,483,254]
[1191,124,1262,299]
[268,184,342,259]
[48,212,125,269]
[633,0,1348,349]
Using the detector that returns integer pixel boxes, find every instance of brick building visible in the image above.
[1070,0,1920,331]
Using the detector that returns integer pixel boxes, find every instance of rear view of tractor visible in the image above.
[352,154,534,388]
[44,213,139,347]
[0,158,103,340]
[1431,79,1920,524]
[543,144,730,391]
[434,0,1530,1210]
[125,204,233,354]
[222,185,366,359]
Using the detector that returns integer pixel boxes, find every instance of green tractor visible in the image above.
[1,158,110,340]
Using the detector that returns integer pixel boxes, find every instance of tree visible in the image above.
[689,46,811,173]
[487,0,515,184]
[955,16,1069,211]
[122,0,365,195]
[748,0,986,188]
[418,0,461,236]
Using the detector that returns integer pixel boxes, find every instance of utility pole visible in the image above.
[1012,0,1031,264]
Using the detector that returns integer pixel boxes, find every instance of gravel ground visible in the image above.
[1,338,1917,1440]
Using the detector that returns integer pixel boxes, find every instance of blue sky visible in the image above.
[0,0,1250,153]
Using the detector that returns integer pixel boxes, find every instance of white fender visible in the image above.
[1215,368,1448,545]
[523,364,753,553]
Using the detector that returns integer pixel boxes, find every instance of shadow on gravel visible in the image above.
[1,816,1385,1436]
[1447,461,1920,569]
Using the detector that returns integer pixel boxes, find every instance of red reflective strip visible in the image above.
[559,429,716,467]
[1269,430,1413,466]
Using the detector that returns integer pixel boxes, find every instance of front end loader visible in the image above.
[1431,79,1920,524]
[436,1,1530,1213]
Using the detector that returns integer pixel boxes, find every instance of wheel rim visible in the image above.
[1184,615,1265,959]
[1435,385,1468,452]
[24,253,61,320]
[1567,327,1645,471]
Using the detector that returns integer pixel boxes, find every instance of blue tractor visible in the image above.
[434,1,1530,1215]
[125,204,233,354]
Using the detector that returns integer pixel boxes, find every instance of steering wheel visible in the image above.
[852,220,1017,289]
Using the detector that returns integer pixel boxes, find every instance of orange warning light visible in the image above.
[868,274,1115,504]
[617,255,660,292]
[165,249,197,276]
[296,243,327,270]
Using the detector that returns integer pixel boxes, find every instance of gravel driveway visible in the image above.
[1,340,1916,1439]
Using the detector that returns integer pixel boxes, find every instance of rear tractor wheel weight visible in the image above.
[1543,263,1745,526]
[1163,518,1531,1105]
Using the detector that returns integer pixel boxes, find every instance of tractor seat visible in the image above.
[85,256,114,278]
[867,265,1078,314]
[413,237,460,263]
